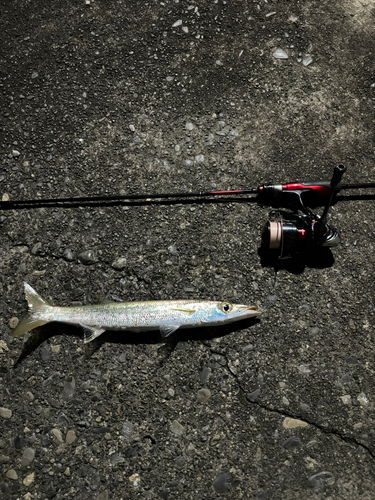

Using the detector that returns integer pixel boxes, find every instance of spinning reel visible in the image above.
[261,164,346,259]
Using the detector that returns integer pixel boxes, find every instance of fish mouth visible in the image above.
[238,305,262,317]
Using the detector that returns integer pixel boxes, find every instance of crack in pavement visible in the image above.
[208,346,375,462]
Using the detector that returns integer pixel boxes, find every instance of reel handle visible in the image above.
[331,163,347,189]
[315,164,346,239]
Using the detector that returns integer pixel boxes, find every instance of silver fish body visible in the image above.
[10,283,261,343]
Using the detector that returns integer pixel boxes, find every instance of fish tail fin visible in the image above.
[10,283,51,338]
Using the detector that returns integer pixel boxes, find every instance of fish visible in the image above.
[10,283,261,343]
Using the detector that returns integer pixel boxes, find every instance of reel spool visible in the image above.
[262,216,340,259]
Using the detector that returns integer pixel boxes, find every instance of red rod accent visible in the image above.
[282,183,331,195]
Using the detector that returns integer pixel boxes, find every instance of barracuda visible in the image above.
[10,283,261,343]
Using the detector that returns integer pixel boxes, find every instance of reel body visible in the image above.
[261,164,346,259]
[262,215,340,259]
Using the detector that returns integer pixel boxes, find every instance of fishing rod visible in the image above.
[0,176,374,210]
[1,164,374,260]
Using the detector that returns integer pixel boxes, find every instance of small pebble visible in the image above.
[2,193,10,202]
[12,150,21,157]
[199,367,211,383]
[303,56,313,67]
[78,250,98,265]
[110,452,125,464]
[62,376,76,401]
[129,473,140,488]
[52,428,63,444]
[195,154,204,163]
[273,48,288,59]
[340,374,355,385]
[40,346,51,362]
[9,317,19,329]
[307,471,334,490]
[176,455,187,467]
[14,436,24,448]
[66,430,77,445]
[300,403,311,413]
[22,448,35,464]
[298,365,311,374]
[172,19,182,27]
[246,389,260,402]
[43,371,62,387]
[63,248,74,262]
[171,420,184,436]
[25,391,34,401]
[357,393,369,406]
[23,472,35,487]
[213,473,227,494]
[282,436,302,450]
[283,417,308,429]
[340,394,352,405]
[118,353,127,363]
[122,422,134,440]
[255,488,267,500]
[197,388,211,403]
[0,407,12,419]
[345,356,358,364]
[125,446,137,458]
[6,469,18,480]
[112,257,127,270]
[31,242,42,255]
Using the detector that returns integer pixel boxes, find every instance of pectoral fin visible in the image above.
[82,326,106,343]
[159,324,180,338]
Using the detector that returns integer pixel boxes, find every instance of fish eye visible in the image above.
[220,302,233,314]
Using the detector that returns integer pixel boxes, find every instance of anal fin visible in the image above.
[82,326,106,344]
[159,324,180,338]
